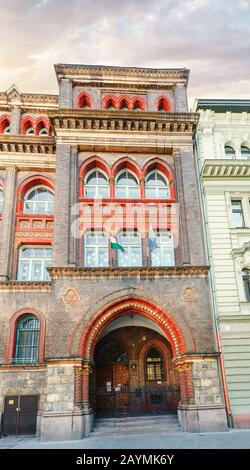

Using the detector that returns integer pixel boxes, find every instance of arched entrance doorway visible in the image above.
[91,315,180,418]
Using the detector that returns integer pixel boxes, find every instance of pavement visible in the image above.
[0,429,250,449]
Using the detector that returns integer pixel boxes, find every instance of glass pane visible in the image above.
[36,202,46,213]
[20,248,32,258]
[115,186,127,198]
[98,186,109,198]
[18,260,30,280]
[155,173,167,186]
[36,188,48,200]
[130,247,141,266]
[128,186,140,198]
[98,248,108,267]
[31,261,43,281]
[145,187,156,199]
[24,201,34,213]
[86,171,98,185]
[85,186,96,197]
[27,189,36,201]
[116,171,128,185]
[158,187,169,199]
[85,248,95,267]
[162,247,174,266]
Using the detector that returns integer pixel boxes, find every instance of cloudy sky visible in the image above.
[0,0,249,106]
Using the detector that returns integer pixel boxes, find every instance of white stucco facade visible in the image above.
[194,100,250,428]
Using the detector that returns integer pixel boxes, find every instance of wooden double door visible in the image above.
[95,363,129,417]
[2,395,38,436]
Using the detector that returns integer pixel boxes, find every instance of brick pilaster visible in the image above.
[0,166,17,280]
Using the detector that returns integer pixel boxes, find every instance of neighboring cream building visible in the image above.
[194,99,250,428]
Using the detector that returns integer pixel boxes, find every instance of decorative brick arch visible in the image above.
[157,96,172,112]
[102,94,118,109]
[117,95,132,110]
[142,157,175,199]
[0,114,11,133]
[71,289,195,359]
[79,156,111,197]
[6,308,46,364]
[77,92,92,109]
[16,174,55,212]
[131,96,147,111]
[34,117,52,135]
[21,115,35,134]
[112,157,142,179]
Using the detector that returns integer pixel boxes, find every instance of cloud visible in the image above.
[0,0,249,105]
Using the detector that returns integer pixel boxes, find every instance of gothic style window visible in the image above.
[115,170,140,199]
[145,170,170,199]
[146,348,164,381]
[13,315,40,364]
[26,127,35,135]
[84,231,108,267]
[0,189,3,212]
[84,169,109,198]
[119,99,129,111]
[231,200,245,227]
[151,231,175,266]
[241,146,250,160]
[78,93,91,109]
[225,146,235,159]
[243,269,250,301]
[118,231,142,267]
[105,98,116,110]
[24,185,54,214]
[158,97,170,112]
[17,246,52,281]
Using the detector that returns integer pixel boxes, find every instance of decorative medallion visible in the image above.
[182,286,198,302]
[63,288,80,304]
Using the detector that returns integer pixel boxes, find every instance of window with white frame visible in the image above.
[84,231,108,267]
[225,146,235,159]
[241,146,250,160]
[0,188,3,212]
[151,230,175,266]
[38,127,48,136]
[242,269,250,301]
[118,231,142,267]
[145,170,170,199]
[231,200,245,228]
[26,127,35,135]
[84,169,109,198]
[24,185,54,214]
[17,246,52,281]
[115,170,140,199]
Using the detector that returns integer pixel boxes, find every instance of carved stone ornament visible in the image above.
[231,242,250,273]
[182,286,198,302]
[63,288,80,304]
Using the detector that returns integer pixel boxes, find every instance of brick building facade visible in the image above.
[0,65,228,440]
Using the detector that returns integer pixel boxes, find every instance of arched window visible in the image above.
[84,231,108,267]
[23,185,54,214]
[13,315,40,364]
[118,231,141,267]
[119,99,129,111]
[38,128,48,136]
[158,97,170,112]
[105,98,116,110]
[151,230,175,267]
[78,93,91,109]
[115,170,140,199]
[243,269,250,301]
[84,169,109,198]
[241,146,250,160]
[3,125,10,134]
[146,347,164,381]
[145,170,170,199]
[132,99,145,111]
[225,146,235,159]
[17,246,52,281]
[0,188,3,212]
[26,127,35,135]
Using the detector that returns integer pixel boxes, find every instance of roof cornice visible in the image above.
[0,134,56,155]
[195,99,250,113]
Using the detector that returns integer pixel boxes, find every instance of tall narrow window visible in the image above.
[146,348,164,381]
[145,170,170,199]
[0,189,3,212]
[18,246,52,281]
[115,170,140,199]
[241,146,250,160]
[225,146,235,159]
[14,315,40,364]
[24,185,54,214]
[231,200,245,228]
[118,231,141,267]
[84,231,108,267]
[151,231,175,266]
[84,169,109,198]
[243,270,250,301]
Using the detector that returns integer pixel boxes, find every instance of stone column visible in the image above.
[59,79,73,108]
[10,106,21,134]
[0,166,17,280]
[53,144,78,266]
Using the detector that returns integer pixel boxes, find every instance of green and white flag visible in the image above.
[110,236,125,254]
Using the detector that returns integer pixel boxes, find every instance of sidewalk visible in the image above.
[0,429,250,449]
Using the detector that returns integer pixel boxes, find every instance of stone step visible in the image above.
[95,414,178,425]
[90,425,182,438]
[94,418,179,428]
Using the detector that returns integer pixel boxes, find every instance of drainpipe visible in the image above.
[193,132,232,426]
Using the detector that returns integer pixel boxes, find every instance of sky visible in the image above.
[0,0,249,107]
